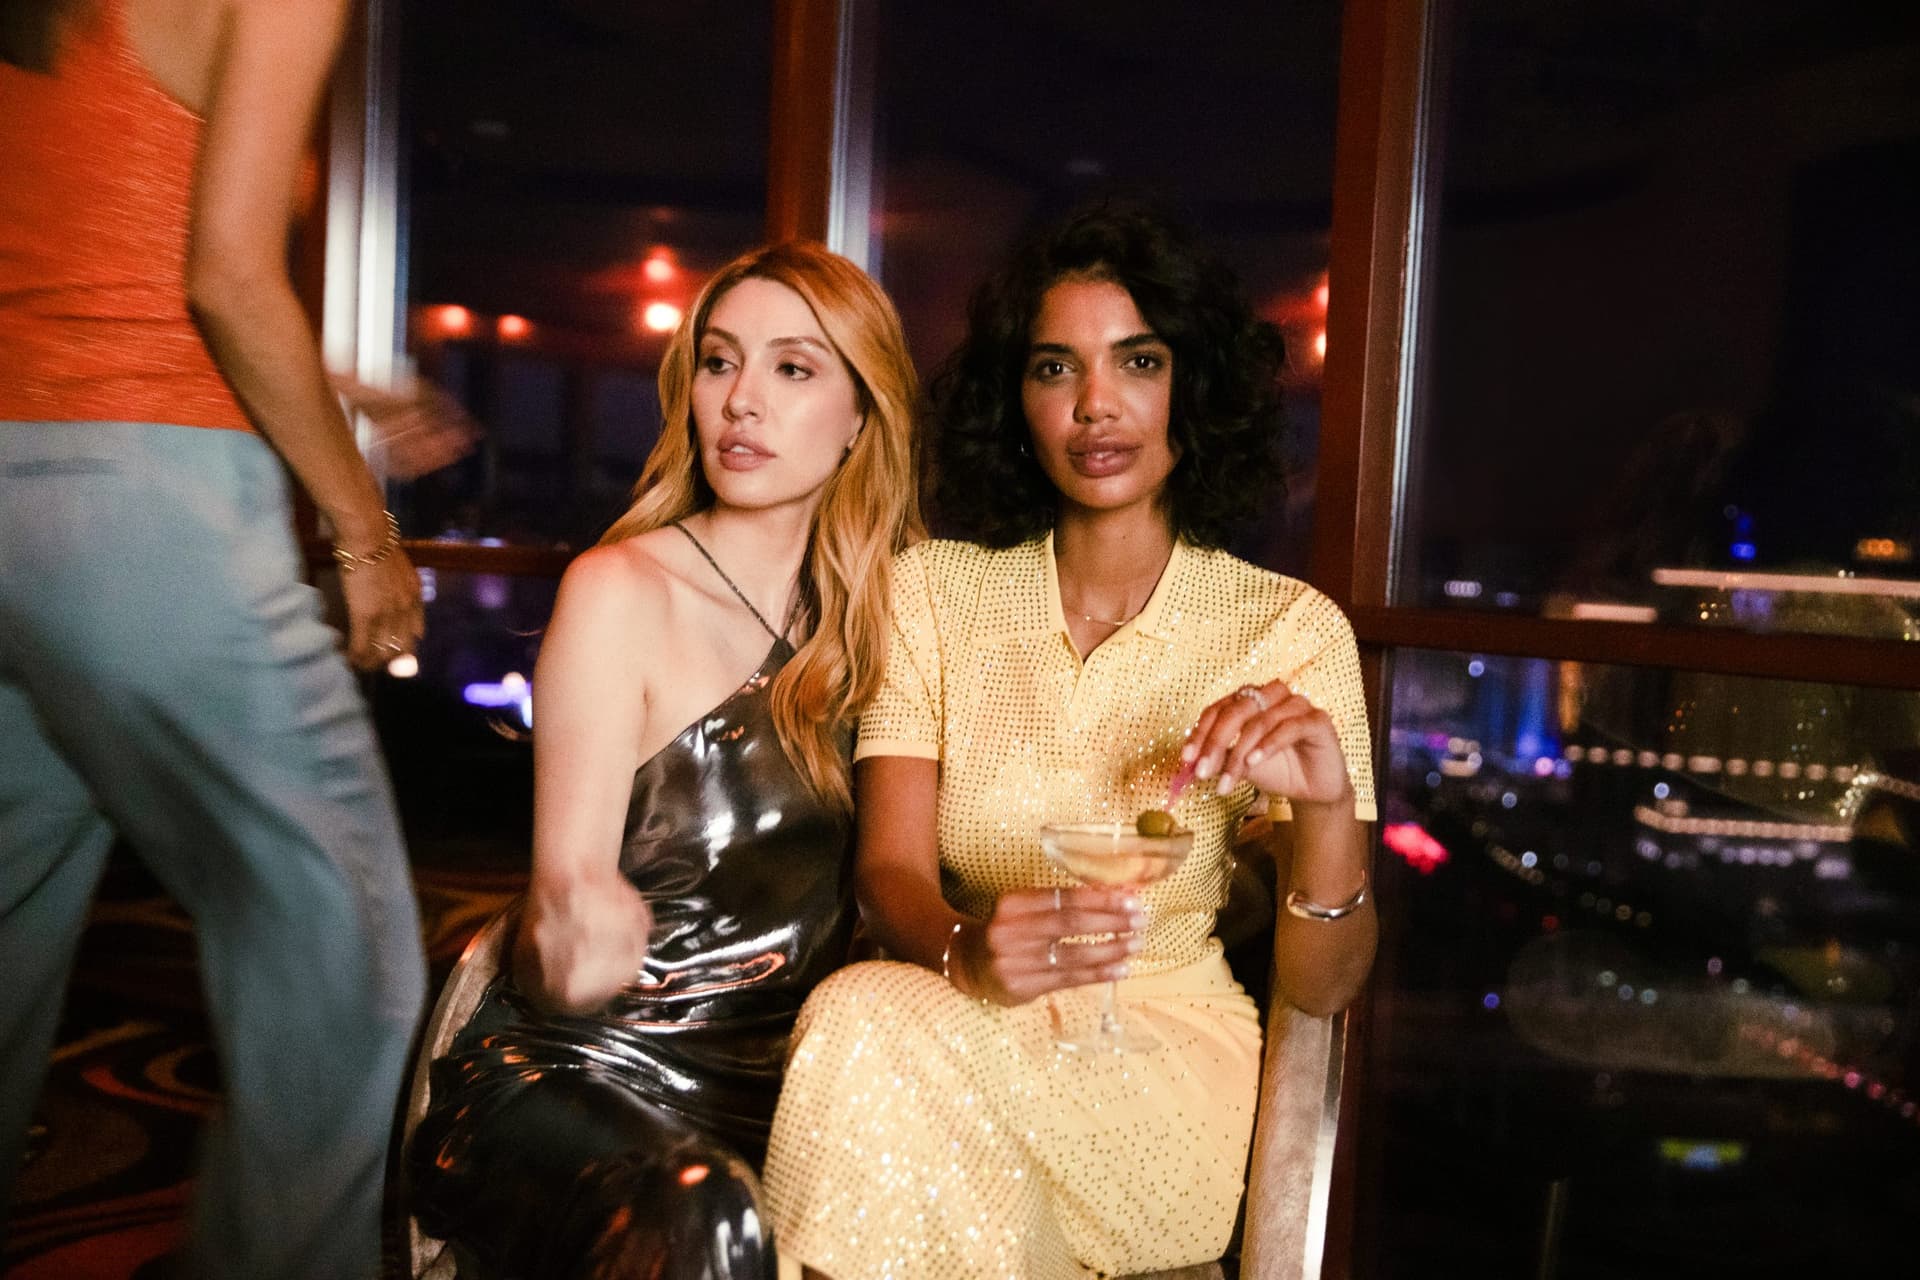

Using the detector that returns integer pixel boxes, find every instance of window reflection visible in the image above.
[866,1,1342,575]
[1363,649,1919,1275]
[371,570,554,855]
[1401,3,1920,636]
[391,0,772,548]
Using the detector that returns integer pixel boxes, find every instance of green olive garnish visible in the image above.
[1135,809,1176,837]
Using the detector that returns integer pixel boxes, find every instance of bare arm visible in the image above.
[855,755,1138,1006]
[185,0,419,666]
[1187,686,1377,1017]
[1261,806,1376,1017]
[512,548,656,1014]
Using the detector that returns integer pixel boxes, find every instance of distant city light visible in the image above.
[464,671,532,727]
[1730,541,1757,561]
[1466,659,1486,678]
[643,301,684,333]
[1482,992,1501,1010]
[1382,821,1450,874]
[1855,536,1911,562]
[1443,579,1483,599]
[497,314,533,340]
[1658,1139,1746,1172]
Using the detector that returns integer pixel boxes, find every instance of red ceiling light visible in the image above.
[430,304,474,337]
[641,301,684,334]
[643,250,679,284]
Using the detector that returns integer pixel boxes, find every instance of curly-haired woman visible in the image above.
[762,203,1378,1279]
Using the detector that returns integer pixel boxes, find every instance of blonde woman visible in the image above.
[407,242,920,1280]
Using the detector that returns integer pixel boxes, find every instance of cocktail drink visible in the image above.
[1039,821,1194,1053]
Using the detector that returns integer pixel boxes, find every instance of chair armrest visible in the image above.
[1239,991,1341,1280]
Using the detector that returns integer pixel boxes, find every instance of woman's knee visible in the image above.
[795,959,939,1038]
[579,1143,774,1280]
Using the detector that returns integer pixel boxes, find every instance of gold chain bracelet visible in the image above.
[330,511,402,572]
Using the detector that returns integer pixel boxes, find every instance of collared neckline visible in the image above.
[1041,531,1187,644]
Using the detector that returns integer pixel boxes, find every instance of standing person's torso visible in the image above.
[0,0,250,430]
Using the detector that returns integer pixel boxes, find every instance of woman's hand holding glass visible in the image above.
[948,886,1144,1007]
[1183,679,1353,804]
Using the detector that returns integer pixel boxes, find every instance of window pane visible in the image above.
[392,0,771,548]
[865,2,1342,575]
[1398,4,1920,638]
[1360,648,1919,1276]
[371,568,549,860]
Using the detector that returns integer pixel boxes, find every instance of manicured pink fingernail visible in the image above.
[1180,743,1197,762]
[1216,773,1236,793]
[1248,750,1266,766]
[1167,760,1196,801]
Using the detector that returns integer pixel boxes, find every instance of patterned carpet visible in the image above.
[2,844,526,1279]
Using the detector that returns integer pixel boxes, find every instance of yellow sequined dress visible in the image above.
[764,537,1375,1279]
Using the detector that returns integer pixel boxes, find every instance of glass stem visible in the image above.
[1099,978,1123,1041]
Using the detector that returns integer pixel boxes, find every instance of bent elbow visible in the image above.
[184,254,284,327]
[1285,989,1358,1020]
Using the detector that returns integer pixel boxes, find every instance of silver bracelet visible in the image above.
[1284,870,1370,921]
[940,920,965,984]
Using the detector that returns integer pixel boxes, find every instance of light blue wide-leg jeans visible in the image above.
[0,421,427,1279]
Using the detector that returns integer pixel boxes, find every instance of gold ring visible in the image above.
[1235,686,1269,712]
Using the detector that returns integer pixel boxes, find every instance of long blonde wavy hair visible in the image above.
[601,242,922,813]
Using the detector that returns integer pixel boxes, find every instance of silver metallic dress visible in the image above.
[409,638,854,1280]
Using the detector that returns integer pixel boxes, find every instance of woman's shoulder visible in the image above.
[561,533,678,604]
[1177,544,1354,636]
[892,536,1036,595]
[549,533,686,647]
[894,536,1029,569]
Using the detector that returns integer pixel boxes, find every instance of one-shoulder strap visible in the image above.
[674,522,786,645]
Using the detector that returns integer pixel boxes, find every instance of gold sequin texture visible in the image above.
[763,537,1376,1278]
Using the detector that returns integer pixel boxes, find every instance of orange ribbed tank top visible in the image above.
[0,0,251,431]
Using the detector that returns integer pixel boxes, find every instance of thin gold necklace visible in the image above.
[1066,602,1138,628]
[1061,581,1152,628]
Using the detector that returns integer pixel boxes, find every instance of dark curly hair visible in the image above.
[927,200,1286,549]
